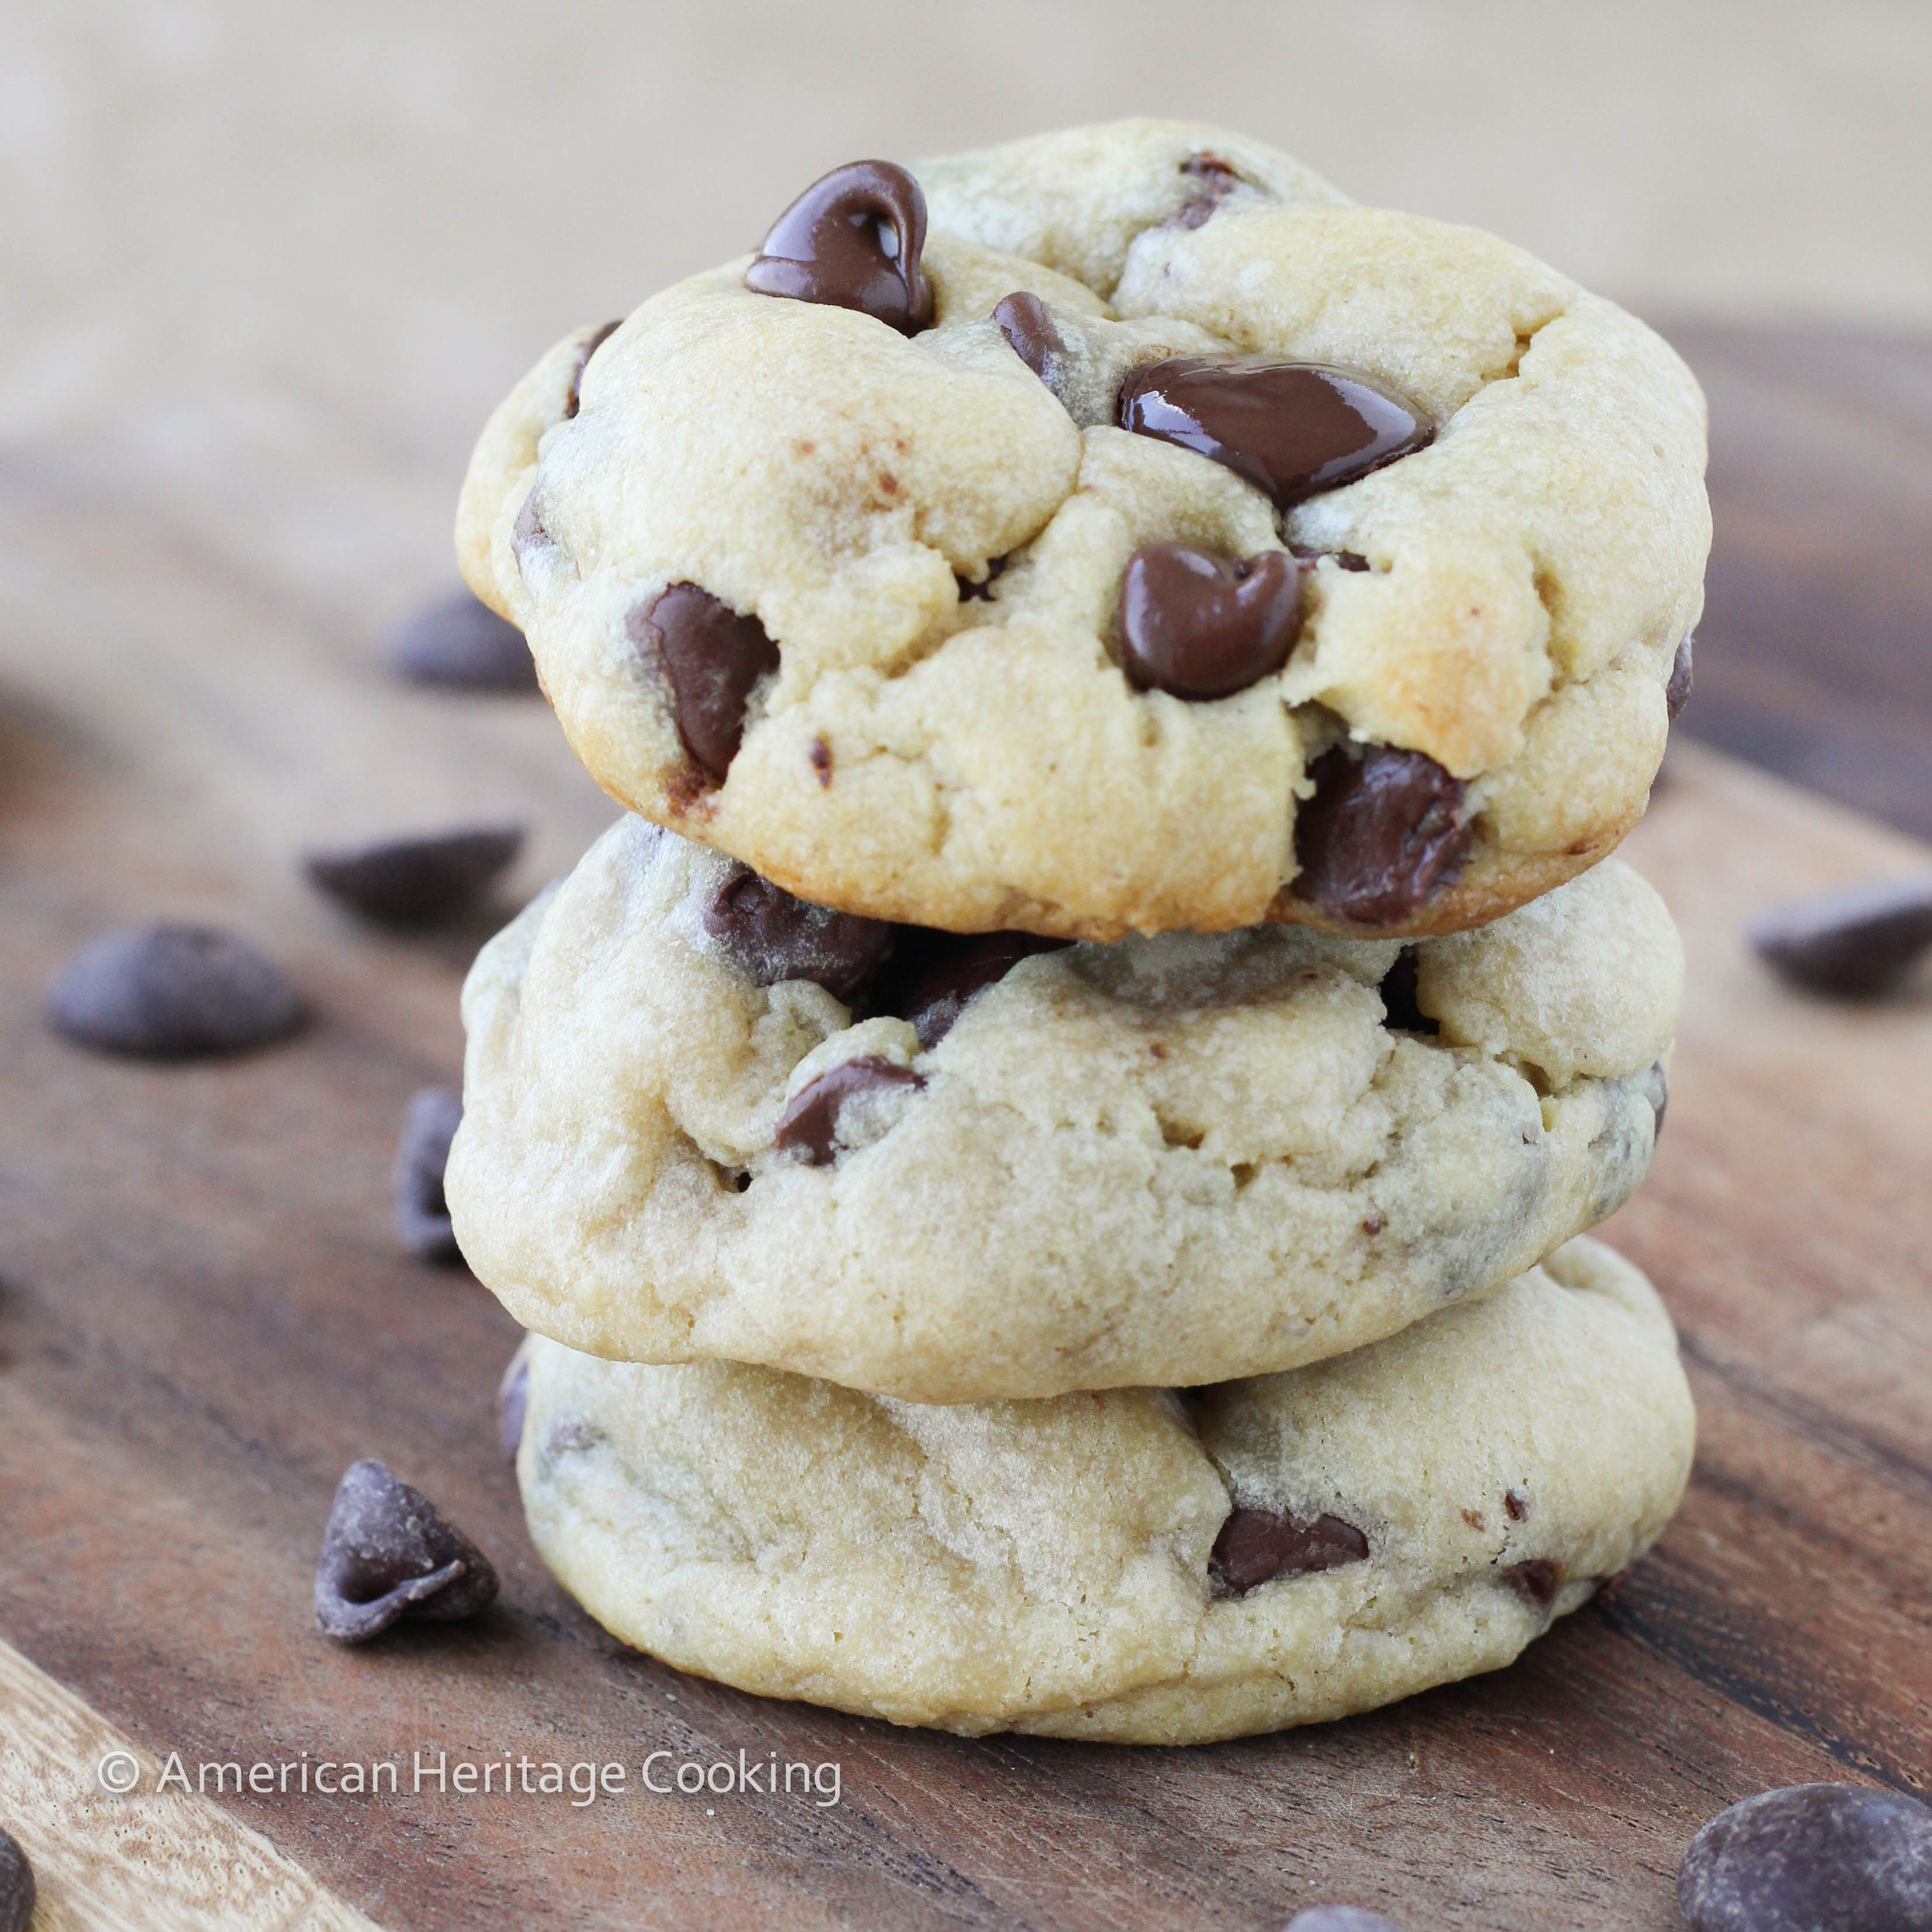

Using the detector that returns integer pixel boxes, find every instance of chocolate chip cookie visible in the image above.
[457,118,1707,940]
[446,818,1680,1402]
[510,1236,1695,1742]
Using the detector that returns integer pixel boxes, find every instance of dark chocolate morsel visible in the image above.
[991,291,1065,380]
[304,824,523,927]
[871,930,1072,1048]
[703,863,895,1001]
[48,923,303,1059]
[1285,1910,1405,1932]
[1118,356,1433,510]
[388,590,540,693]
[1174,152,1244,230]
[1504,1488,1530,1521]
[395,1086,464,1264]
[564,320,621,420]
[497,1350,530,1462]
[1666,633,1695,721]
[1747,873,1932,998]
[1646,1060,1669,1141]
[627,583,780,782]
[1210,1507,1370,1596]
[1118,543,1302,700]
[314,1459,498,1643]
[743,160,934,336]
[0,1829,34,1932]
[1376,950,1438,1036]
[1504,1558,1562,1608]
[1677,1782,1932,1932]
[957,555,1009,603]
[773,1057,924,1166]
[1293,745,1475,927]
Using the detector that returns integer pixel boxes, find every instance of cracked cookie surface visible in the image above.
[457,117,1709,940]
[511,1236,1695,1742]
[447,819,1680,1402]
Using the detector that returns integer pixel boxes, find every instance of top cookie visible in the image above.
[458,119,1709,940]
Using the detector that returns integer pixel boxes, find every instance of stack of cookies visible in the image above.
[447,120,1707,1745]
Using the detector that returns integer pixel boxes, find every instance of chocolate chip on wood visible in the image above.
[1293,745,1475,926]
[0,1829,34,1932]
[388,590,538,693]
[1748,874,1932,998]
[394,1087,464,1264]
[1677,1782,1932,1932]
[744,161,934,336]
[304,825,523,927]
[48,923,303,1058]
[315,1460,498,1643]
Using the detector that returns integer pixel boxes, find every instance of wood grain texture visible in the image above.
[1,333,1930,1931]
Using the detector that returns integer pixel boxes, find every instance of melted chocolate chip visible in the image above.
[1376,949,1438,1034]
[395,1086,464,1264]
[871,930,1071,1047]
[1210,1507,1370,1596]
[388,590,539,693]
[1747,874,1932,998]
[992,290,1064,380]
[1284,1911,1404,1932]
[1118,543,1302,700]
[1175,152,1243,230]
[1504,1558,1562,1608]
[1293,745,1475,927]
[774,1057,924,1165]
[497,1351,530,1462]
[1504,1488,1530,1522]
[304,824,523,927]
[1118,357,1433,510]
[1678,1783,1932,1932]
[744,161,934,336]
[0,1830,33,1932]
[48,923,304,1059]
[1667,633,1695,721]
[703,862,895,1000]
[628,583,780,782]
[314,1460,498,1643]
[564,321,621,420]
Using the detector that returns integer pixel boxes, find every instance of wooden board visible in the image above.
[2,328,1930,1932]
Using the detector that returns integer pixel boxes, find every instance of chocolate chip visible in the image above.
[1667,633,1695,721]
[1646,1060,1669,1141]
[1376,950,1437,1035]
[703,863,895,1001]
[564,320,621,420]
[1678,1782,1932,1932]
[0,1829,34,1932]
[870,930,1071,1048]
[809,738,834,784]
[1174,152,1243,230]
[511,489,550,567]
[958,556,1009,603]
[1285,1908,1405,1932]
[314,1459,498,1643]
[48,923,303,1059]
[304,825,523,927]
[773,1057,924,1165]
[395,1087,464,1264]
[1504,1488,1530,1522]
[992,290,1065,381]
[388,590,540,693]
[497,1350,530,1462]
[1504,1558,1562,1608]
[1210,1507,1370,1596]
[1293,745,1475,927]
[628,583,780,782]
[1118,357,1434,510]
[743,160,934,336]
[1335,551,1371,573]
[1118,543,1303,700]
[1747,874,1932,998]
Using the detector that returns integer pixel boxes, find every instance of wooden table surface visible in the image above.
[1,324,1929,1931]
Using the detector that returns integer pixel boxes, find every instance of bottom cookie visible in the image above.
[513,1237,1694,1745]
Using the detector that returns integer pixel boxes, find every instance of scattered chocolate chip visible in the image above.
[395,1087,464,1264]
[303,825,523,927]
[1376,950,1438,1034]
[1174,152,1244,229]
[314,1460,498,1643]
[1679,1783,1932,1932]
[871,930,1072,1047]
[773,1057,924,1165]
[992,290,1065,381]
[1335,551,1371,573]
[48,924,303,1059]
[1293,746,1475,927]
[957,555,1009,603]
[809,737,834,786]
[1646,1060,1669,1141]
[1210,1507,1370,1596]
[628,583,780,782]
[1118,543,1303,700]
[1285,1911,1404,1932]
[0,1829,33,1932]
[1504,1488,1530,1522]
[1747,874,1932,998]
[497,1350,530,1462]
[1118,357,1433,510]
[743,160,934,335]
[703,863,895,1000]
[388,590,540,693]
[1360,1207,1384,1237]
[1504,1558,1562,1608]
[1666,633,1695,721]
[564,320,621,420]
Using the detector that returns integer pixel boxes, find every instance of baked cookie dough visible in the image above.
[447,818,1680,1402]
[457,117,1708,940]
[511,1236,1695,1743]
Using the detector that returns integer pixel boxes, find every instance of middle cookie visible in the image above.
[448,819,1680,1403]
